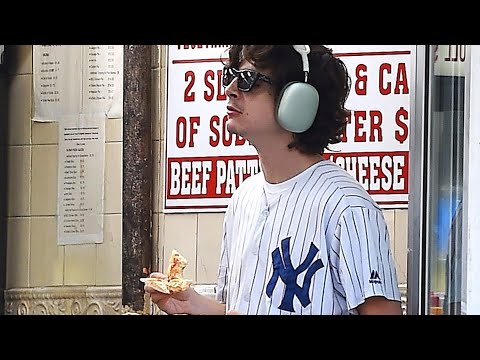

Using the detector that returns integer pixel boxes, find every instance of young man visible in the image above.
[145,45,402,315]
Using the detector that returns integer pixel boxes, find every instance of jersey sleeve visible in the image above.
[215,231,228,304]
[215,203,232,304]
[335,206,401,311]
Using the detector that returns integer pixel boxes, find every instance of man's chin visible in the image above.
[226,122,241,137]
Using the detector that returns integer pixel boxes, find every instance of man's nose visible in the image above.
[225,78,239,98]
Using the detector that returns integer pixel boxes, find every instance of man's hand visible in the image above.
[144,272,194,315]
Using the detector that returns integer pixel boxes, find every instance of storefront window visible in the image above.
[426,45,465,315]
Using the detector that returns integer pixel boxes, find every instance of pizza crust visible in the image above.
[140,277,170,294]
[141,249,193,294]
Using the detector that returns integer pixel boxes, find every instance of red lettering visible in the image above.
[353,110,384,143]
[355,64,367,96]
[327,152,409,195]
[209,115,246,147]
[379,63,392,95]
[379,63,410,95]
[189,116,200,147]
[354,110,367,142]
[341,111,352,142]
[204,69,227,101]
[216,69,226,101]
[204,70,215,101]
[209,116,221,147]
[176,116,199,148]
[222,115,232,146]
[394,63,409,94]
[235,134,246,146]
[176,117,187,148]
[369,110,383,142]
[184,70,195,102]
[395,107,409,144]
[179,45,203,49]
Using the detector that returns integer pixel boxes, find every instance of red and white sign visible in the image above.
[164,45,412,212]
[327,45,412,208]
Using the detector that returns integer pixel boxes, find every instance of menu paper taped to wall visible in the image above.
[33,45,123,122]
[57,114,105,245]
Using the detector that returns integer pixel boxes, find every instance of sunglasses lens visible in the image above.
[222,66,238,87]
[237,71,255,91]
[222,67,261,92]
[222,67,234,87]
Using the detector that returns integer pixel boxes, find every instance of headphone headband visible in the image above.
[292,45,310,81]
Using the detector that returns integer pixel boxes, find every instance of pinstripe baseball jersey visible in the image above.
[215,159,401,315]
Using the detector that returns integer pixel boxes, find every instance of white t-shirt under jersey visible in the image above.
[215,159,401,315]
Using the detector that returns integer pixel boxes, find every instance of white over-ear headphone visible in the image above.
[275,45,320,133]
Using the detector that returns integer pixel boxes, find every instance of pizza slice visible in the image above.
[141,249,193,294]
[168,249,188,280]
[140,276,170,294]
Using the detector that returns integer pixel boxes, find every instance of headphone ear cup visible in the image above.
[276,82,319,133]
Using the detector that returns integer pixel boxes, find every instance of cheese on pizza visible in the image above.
[168,249,188,280]
[141,249,192,294]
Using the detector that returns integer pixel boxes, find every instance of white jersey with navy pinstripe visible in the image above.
[215,159,401,315]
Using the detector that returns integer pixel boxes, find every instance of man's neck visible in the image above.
[256,143,324,184]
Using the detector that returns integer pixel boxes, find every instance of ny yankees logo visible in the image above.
[266,237,324,312]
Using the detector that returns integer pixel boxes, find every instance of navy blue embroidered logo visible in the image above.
[369,270,381,284]
[266,237,324,312]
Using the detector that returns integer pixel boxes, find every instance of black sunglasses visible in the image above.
[222,66,273,92]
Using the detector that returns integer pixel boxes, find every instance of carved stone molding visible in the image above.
[4,286,122,315]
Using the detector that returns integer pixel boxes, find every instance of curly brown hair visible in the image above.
[225,45,351,155]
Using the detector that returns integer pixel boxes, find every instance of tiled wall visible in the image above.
[4,45,408,301]
[4,46,122,291]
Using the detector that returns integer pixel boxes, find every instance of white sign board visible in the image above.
[164,45,412,212]
[327,45,412,208]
